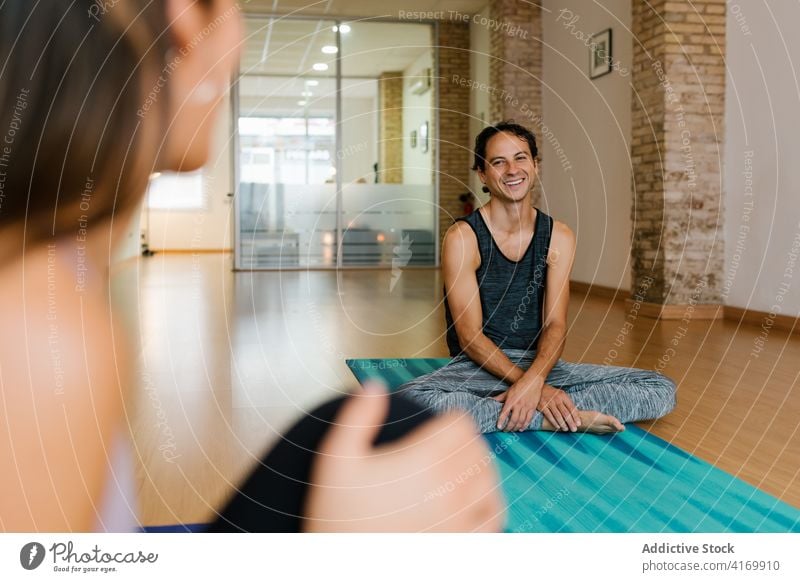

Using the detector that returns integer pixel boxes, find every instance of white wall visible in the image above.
[724,2,800,316]
[469,4,491,202]
[541,0,633,291]
[403,51,434,184]
[341,91,378,184]
[145,93,234,251]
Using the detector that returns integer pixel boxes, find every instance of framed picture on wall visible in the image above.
[420,122,429,153]
[589,28,613,79]
[410,130,417,148]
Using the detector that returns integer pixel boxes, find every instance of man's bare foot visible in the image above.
[542,410,624,434]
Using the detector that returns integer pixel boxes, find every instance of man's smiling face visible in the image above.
[479,131,538,202]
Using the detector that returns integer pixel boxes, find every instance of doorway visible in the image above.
[234,17,438,269]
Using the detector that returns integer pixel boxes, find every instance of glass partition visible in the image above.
[237,83,337,267]
[235,17,436,269]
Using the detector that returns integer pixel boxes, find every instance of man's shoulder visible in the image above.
[549,218,575,241]
[443,218,480,267]
[547,219,576,264]
[445,217,478,242]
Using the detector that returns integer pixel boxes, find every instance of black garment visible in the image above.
[444,207,554,357]
[208,394,433,532]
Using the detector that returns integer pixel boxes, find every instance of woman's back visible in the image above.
[0,238,135,531]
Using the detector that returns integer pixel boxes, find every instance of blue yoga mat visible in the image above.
[346,357,800,533]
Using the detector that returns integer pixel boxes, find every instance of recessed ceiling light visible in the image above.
[321,45,338,54]
[306,80,319,86]
[298,100,308,106]
[333,24,351,34]
[312,63,328,71]
[301,91,313,97]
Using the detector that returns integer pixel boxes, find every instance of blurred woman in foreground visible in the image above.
[0,0,504,532]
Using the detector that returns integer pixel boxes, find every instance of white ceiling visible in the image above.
[238,0,484,110]
[240,18,433,78]
[239,0,488,77]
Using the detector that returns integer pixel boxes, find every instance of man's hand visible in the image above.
[537,384,581,432]
[492,383,582,432]
[494,376,544,432]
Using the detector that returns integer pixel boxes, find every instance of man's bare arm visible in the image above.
[518,220,575,383]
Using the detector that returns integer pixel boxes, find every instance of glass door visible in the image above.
[339,21,436,267]
[234,17,436,269]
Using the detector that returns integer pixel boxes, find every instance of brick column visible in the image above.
[378,72,403,183]
[487,0,544,206]
[436,21,471,247]
[630,0,725,318]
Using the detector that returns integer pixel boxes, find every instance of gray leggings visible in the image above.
[397,349,677,433]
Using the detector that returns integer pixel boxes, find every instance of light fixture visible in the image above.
[306,80,319,86]
[312,63,328,71]
[301,91,313,97]
[321,45,338,54]
[333,24,351,34]
[297,100,307,106]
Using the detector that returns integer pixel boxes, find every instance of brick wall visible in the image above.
[631,0,725,306]
[437,21,471,246]
[378,72,403,184]
[488,0,544,206]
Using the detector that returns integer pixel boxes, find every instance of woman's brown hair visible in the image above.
[0,1,210,246]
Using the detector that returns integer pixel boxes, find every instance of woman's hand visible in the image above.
[303,383,505,532]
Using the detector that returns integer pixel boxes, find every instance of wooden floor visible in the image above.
[113,253,800,526]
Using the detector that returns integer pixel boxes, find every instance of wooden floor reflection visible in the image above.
[114,253,800,526]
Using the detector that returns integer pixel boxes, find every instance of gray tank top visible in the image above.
[444,207,554,357]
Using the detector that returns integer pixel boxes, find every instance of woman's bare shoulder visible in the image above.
[0,244,125,531]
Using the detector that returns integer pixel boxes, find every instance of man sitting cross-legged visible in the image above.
[399,122,676,434]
